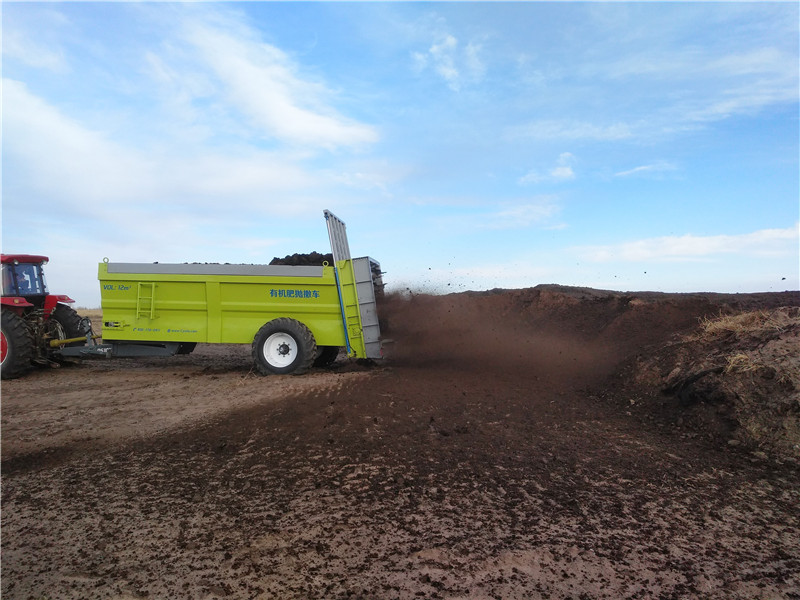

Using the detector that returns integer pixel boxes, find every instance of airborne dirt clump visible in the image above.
[2,285,800,599]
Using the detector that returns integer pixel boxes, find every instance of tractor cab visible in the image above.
[1,254,75,312]
[2,255,50,303]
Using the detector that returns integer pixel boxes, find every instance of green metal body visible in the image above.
[98,258,375,358]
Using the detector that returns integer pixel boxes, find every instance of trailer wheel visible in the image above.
[1,310,33,380]
[176,342,197,355]
[314,346,340,367]
[52,304,90,346]
[252,318,317,375]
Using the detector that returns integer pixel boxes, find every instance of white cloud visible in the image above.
[429,34,460,89]
[605,43,798,126]
[464,41,487,80]
[328,170,390,196]
[178,17,379,150]
[508,120,633,142]
[425,196,562,232]
[573,224,800,263]
[709,48,790,78]
[3,30,69,73]
[520,152,576,185]
[1,8,71,73]
[612,46,796,84]
[412,51,429,71]
[3,78,157,210]
[550,167,574,180]
[614,161,677,178]
[679,49,799,124]
[687,81,798,123]
[412,31,487,91]
[2,78,326,222]
[489,200,561,229]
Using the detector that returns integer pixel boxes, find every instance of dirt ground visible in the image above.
[2,285,799,599]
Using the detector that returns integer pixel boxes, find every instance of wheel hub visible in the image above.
[263,332,297,368]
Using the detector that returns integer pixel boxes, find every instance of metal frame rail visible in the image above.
[324,209,353,355]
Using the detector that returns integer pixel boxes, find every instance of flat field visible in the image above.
[2,286,799,599]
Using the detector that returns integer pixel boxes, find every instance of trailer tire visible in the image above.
[52,304,90,346]
[252,318,317,375]
[314,346,340,367]
[177,342,197,355]
[1,310,33,380]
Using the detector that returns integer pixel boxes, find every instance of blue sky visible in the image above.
[2,2,798,307]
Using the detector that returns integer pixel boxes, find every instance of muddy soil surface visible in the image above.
[2,286,799,599]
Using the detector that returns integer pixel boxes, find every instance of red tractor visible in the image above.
[1,254,91,379]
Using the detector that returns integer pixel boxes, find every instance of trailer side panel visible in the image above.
[99,263,350,349]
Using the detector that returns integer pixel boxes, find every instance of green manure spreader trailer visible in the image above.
[74,210,383,375]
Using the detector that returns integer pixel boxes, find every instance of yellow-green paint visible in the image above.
[98,260,370,357]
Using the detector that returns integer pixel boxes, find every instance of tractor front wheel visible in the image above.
[252,318,316,375]
[1,310,33,380]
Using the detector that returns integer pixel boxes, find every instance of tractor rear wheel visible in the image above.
[52,304,90,345]
[252,318,316,375]
[1,310,33,380]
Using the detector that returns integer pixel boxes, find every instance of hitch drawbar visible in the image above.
[55,331,113,358]
[50,335,101,348]
[56,336,187,359]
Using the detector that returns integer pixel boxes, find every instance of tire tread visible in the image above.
[252,318,316,376]
[1,310,33,380]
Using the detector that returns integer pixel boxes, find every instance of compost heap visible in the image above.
[383,285,800,461]
[615,306,800,459]
[270,251,333,266]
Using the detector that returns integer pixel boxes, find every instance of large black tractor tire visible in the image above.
[252,318,317,376]
[1,310,34,380]
[51,304,91,346]
[314,346,340,368]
